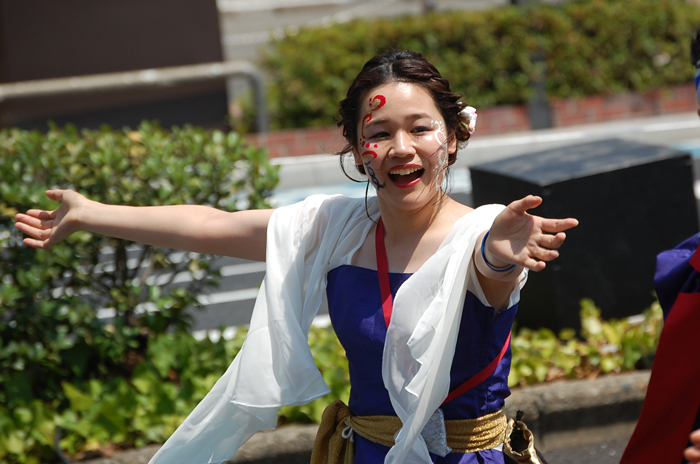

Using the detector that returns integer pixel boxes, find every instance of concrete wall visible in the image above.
[0,0,229,130]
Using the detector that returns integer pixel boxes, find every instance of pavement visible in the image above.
[82,370,650,464]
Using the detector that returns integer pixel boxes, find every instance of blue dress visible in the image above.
[326,265,518,464]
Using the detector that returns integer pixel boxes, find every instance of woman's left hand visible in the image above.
[485,195,579,272]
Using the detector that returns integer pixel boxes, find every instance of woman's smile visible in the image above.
[387,164,425,187]
[354,82,457,204]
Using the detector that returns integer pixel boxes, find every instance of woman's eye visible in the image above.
[413,126,431,134]
[370,132,389,139]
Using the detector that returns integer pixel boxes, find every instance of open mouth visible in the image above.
[388,166,425,186]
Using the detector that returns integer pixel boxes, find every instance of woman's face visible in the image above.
[353,82,457,211]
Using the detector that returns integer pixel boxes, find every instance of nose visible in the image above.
[389,130,414,157]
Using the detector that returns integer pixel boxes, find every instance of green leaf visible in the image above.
[13,407,32,425]
[96,399,126,435]
[4,430,26,454]
[6,372,33,405]
[61,383,94,412]
[131,364,160,395]
[150,337,177,378]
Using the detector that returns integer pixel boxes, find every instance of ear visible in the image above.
[352,147,363,166]
[448,135,458,155]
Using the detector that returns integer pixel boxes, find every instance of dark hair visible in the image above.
[692,28,700,67]
[336,49,470,175]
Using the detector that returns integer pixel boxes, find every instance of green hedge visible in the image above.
[0,122,278,463]
[260,0,700,130]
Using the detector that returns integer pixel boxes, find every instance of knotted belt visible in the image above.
[310,400,508,464]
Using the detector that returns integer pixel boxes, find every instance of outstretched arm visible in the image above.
[14,189,274,261]
[473,195,579,309]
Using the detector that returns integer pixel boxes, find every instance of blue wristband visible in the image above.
[481,231,516,272]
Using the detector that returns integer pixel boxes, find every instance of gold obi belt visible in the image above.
[310,400,508,464]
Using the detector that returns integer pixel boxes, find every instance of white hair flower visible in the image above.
[459,106,477,135]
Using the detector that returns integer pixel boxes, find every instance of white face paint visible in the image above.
[430,120,449,192]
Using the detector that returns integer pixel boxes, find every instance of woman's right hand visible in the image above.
[14,189,87,249]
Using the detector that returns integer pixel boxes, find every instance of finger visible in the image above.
[15,213,50,229]
[22,237,52,250]
[523,246,563,270]
[509,195,542,216]
[685,445,700,462]
[45,189,65,202]
[523,257,546,272]
[14,221,52,241]
[525,244,559,264]
[540,232,567,250]
[540,217,579,233]
[19,209,57,221]
[691,429,700,445]
[535,247,560,262]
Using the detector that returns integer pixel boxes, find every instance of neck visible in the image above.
[377,194,446,244]
[371,192,468,274]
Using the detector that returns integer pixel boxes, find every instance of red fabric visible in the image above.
[620,246,700,464]
[690,244,700,271]
[375,218,393,328]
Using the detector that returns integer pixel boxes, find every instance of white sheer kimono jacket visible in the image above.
[148,194,526,464]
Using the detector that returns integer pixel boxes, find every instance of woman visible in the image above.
[14,50,577,464]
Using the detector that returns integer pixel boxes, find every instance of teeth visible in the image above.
[390,167,422,175]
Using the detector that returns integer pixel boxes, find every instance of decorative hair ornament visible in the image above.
[459,106,478,135]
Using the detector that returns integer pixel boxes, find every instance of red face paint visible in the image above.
[358,94,387,190]
[369,95,386,110]
[361,150,377,163]
[360,94,386,141]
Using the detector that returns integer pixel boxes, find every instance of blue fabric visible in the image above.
[654,233,700,318]
[326,265,517,464]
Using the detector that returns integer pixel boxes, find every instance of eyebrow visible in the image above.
[364,112,434,128]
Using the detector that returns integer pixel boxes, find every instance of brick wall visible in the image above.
[550,84,697,127]
[246,126,347,158]
[247,84,697,158]
[476,105,531,135]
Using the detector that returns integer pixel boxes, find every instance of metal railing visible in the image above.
[0,60,269,132]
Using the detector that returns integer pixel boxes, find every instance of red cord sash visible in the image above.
[375,217,511,405]
[375,217,394,328]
